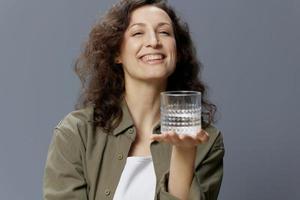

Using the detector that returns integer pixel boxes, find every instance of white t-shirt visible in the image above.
[113,156,156,200]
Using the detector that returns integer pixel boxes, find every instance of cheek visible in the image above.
[120,39,138,57]
[169,41,177,57]
[169,44,177,64]
[126,38,141,51]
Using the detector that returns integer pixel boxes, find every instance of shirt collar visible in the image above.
[111,99,162,136]
[112,100,135,136]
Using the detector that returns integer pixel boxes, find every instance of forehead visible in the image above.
[129,5,172,26]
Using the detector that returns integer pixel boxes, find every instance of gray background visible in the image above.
[0,0,299,199]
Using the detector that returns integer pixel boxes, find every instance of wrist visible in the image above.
[173,145,197,153]
[172,146,197,162]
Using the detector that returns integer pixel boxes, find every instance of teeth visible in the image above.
[141,54,164,62]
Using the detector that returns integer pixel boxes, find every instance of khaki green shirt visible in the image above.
[43,102,224,200]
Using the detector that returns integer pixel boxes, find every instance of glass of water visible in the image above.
[160,91,201,136]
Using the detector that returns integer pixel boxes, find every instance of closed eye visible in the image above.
[132,32,143,36]
[159,31,170,36]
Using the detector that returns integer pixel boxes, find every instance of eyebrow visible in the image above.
[129,22,172,29]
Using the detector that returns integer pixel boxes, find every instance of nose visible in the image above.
[145,31,160,48]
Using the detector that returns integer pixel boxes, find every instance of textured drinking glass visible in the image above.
[160,91,202,135]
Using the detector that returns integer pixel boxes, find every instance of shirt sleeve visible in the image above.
[195,132,224,200]
[156,132,225,200]
[157,172,181,200]
[43,128,88,200]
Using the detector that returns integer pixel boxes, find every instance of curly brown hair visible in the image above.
[74,0,217,132]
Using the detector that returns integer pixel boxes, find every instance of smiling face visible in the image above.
[117,5,177,85]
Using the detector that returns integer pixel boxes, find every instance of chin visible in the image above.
[145,67,174,78]
[141,72,171,82]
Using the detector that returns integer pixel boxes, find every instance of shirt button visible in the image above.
[128,128,134,134]
[117,153,123,160]
[104,189,110,196]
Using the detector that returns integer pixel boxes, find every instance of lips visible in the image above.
[140,53,166,63]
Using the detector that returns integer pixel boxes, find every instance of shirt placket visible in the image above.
[101,127,136,199]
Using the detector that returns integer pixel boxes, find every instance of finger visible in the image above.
[178,134,200,146]
[196,130,209,142]
[163,132,176,144]
[150,134,164,142]
[167,131,181,144]
[152,132,171,143]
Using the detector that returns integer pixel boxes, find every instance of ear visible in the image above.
[115,54,122,64]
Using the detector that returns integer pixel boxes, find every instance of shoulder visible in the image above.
[53,106,95,147]
[56,106,94,128]
[204,124,224,151]
[56,106,94,131]
[195,124,224,166]
[203,123,220,137]
[45,107,96,177]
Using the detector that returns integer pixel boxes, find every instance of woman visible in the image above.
[43,0,224,200]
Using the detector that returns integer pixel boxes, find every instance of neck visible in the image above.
[125,79,166,136]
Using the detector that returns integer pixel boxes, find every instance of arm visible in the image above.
[43,128,88,200]
[151,130,224,200]
[168,146,197,200]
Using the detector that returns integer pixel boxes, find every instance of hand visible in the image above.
[150,129,209,148]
